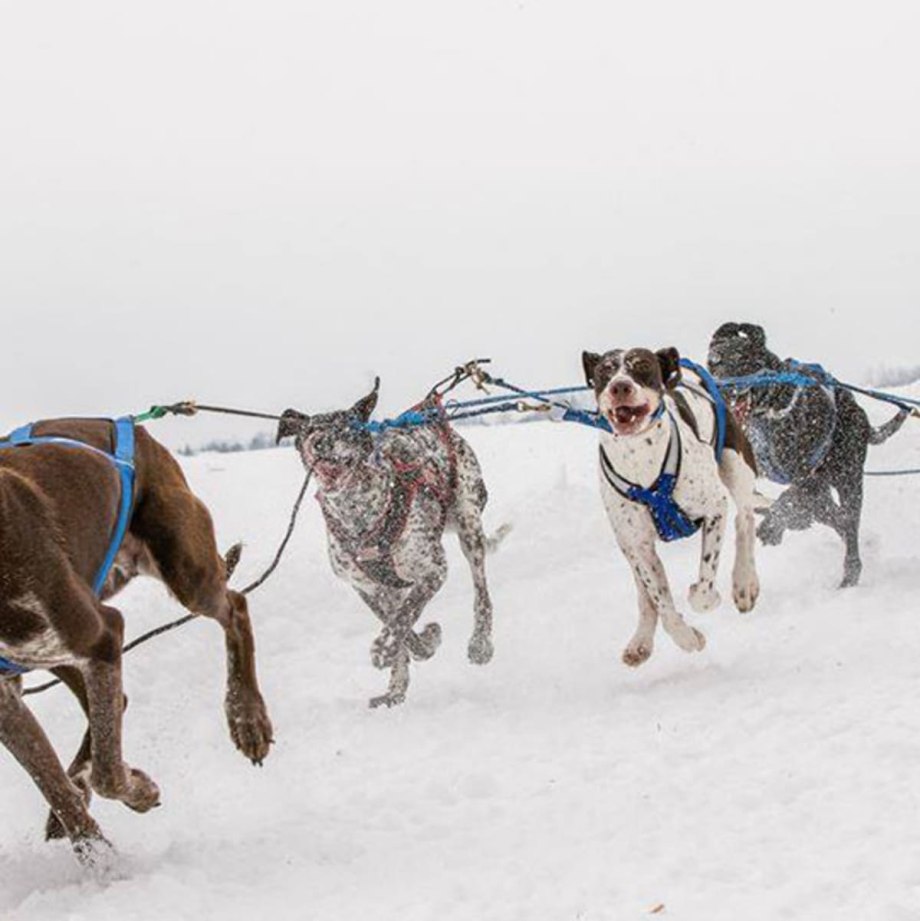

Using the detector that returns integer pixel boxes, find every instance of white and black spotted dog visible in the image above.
[582,347,764,667]
[278,380,501,708]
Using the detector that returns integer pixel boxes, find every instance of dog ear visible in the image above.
[712,322,738,342]
[582,351,602,387]
[351,377,380,422]
[739,323,766,347]
[656,347,682,389]
[276,409,309,443]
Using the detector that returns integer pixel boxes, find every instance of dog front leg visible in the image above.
[368,570,445,709]
[359,588,442,663]
[210,591,274,765]
[625,545,706,655]
[688,503,726,613]
[622,568,659,667]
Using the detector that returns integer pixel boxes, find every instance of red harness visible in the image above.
[312,396,459,586]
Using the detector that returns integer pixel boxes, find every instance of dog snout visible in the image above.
[276,410,309,443]
[609,378,635,402]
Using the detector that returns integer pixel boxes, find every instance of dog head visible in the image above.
[582,347,681,437]
[707,323,773,379]
[277,378,380,469]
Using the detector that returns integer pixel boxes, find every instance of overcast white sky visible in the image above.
[1,0,918,446]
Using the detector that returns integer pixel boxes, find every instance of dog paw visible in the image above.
[369,691,406,709]
[622,642,653,667]
[73,835,120,879]
[840,561,862,589]
[93,766,160,812]
[733,576,760,612]
[672,625,706,653]
[467,633,494,665]
[226,692,274,766]
[123,768,161,813]
[409,623,442,661]
[688,583,721,613]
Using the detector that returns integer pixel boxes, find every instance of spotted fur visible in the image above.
[279,381,499,708]
[582,347,762,667]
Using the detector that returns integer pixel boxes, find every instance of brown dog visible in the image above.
[0,419,273,867]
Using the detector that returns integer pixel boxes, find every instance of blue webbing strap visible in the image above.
[679,358,728,462]
[562,407,612,432]
[0,655,30,676]
[626,473,701,542]
[92,418,136,596]
[598,413,702,543]
[0,418,137,675]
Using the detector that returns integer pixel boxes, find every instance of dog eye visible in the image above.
[628,356,651,373]
[599,357,620,374]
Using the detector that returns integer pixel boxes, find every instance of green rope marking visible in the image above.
[133,405,170,423]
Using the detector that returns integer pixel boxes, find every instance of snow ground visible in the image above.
[2,392,920,921]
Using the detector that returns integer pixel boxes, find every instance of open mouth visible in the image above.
[607,403,651,431]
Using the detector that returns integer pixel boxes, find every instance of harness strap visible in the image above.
[730,360,837,482]
[0,419,137,675]
[93,418,136,596]
[599,413,701,543]
[0,655,30,677]
[678,358,728,462]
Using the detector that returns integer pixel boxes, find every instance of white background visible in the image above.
[2,0,919,445]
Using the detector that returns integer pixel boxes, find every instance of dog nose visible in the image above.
[609,379,635,401]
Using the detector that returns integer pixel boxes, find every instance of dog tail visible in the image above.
[485,522,513,554]
[869,408,910,446]
[224,542,244,579]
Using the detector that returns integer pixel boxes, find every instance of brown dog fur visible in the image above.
[0,419,273,866]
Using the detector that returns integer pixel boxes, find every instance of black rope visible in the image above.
[22,470,313,697]
[193,403,285,422]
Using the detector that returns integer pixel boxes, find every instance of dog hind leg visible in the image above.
[454,505,495,666]
[0,677,112,867]
[82,603,160,813]
[835,476,865,588]
[44,667,97,840]
[449,435,496,665]
[719,449,761,612]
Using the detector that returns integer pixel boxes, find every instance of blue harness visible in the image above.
[597,361,730,543]
[0,417,137,677]
[727,360,837,485]
[600,412,701,542]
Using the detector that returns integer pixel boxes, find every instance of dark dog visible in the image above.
[278,381,502,708]
[708,322,909,587]
[582,347,761,666]
[0,419,273,867]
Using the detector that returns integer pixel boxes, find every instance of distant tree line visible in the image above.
[865,365,920,388]
[177,431,276,457]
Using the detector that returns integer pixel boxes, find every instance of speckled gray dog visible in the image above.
[278,380,501,708]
